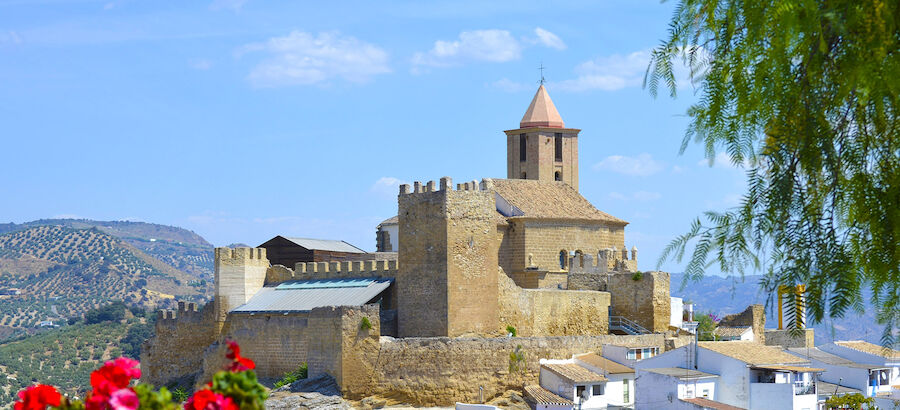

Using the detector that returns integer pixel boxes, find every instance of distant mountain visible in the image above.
[0,221,212,338]
[670,272,885,345]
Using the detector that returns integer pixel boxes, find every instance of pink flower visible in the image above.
[108,388,139,410]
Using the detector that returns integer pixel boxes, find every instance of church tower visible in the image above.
[504,85,581,190]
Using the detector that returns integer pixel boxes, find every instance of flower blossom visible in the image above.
[185,389,238,410]
[14,384,61,410]
[225,340,255,372]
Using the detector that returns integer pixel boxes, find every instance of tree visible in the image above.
[648,0,900,345]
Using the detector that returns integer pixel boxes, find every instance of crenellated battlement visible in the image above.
[568,246,638,274]
[157,300,212,324]
[265,259,399,284]
[399,177,497,195]
[215,247,267,262]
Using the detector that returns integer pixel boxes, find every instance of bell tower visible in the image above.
[504,85,581,190]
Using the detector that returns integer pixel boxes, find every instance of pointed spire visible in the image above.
[520,85,564,128]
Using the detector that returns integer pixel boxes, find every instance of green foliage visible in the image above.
[208,370,268,410]
[696,312,718,341]
[273,363,308,389]
[84,301,127,324]
[170,387,189,403]
[506,325,517,337]
[359,316,372,331]
[824,393,874,409]
[120,320,155,359]
[631,271,643,281]
[133,384,179,410]
[508,344,526,374]
[648,0,900,345]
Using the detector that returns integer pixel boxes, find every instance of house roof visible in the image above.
[377,216,398,227]
[520,85,565,128]
[574,353,633,374]
[524,385,573,406]
[542,363,607,384]
[751,365,824,373]
[279,237,366,253]
[787,347,884,369]
[816,381,862,397]
[231,278,392,313]
[834,341,900,359]
[642,368,718,380]
[698,341,808,365]
[714,326,752,338]
[490,179,626,224]
[680,397,745,410]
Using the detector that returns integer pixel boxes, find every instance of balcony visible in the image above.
[793,381,815,395]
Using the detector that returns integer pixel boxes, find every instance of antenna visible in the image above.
[538,62,546,85]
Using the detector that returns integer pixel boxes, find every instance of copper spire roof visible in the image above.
[520,85,564,128]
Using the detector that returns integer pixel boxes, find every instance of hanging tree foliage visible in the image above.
[647,0,900,345]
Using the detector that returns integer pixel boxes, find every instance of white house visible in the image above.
[539,360,609,409]
[634,367,736,410]
[602,343,660,368]
[634,341,822,410]
[786,346,890,398]
[671,297,684,329]
[714,326,754,341]
[574,353,635,408]
[817,340,900,408]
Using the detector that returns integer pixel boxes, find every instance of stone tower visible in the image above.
[213,247,268,325]
[396,177,500,337]
[504,85,581,190]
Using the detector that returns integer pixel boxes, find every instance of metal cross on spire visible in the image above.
[538,62,546,85]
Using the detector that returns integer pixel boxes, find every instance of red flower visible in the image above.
[185,389,238,410]
[108,388,139,410]
[87,357,142,408]
[14,384,61,410]
[224,340,255,372]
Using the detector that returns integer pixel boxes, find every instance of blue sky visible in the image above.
[0,0,749,275]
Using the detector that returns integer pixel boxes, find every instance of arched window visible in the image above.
[521,172,527,179]
[559,250,568,270]
[555,171,562,181]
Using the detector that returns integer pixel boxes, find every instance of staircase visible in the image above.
[609,316,651,335]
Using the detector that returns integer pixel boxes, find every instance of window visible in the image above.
[521,172,527,179]
[519,133,527,161]
[555,171,562,181]
[685,385,695,398]
[592,384,604,396]
[554,133,563,161]
[702,389,710,398]
[623,380,630,402]
[576,385,586,399]
[559,250,568,269]
[628,347,659,361]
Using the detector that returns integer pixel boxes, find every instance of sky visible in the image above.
[0,0,750,275]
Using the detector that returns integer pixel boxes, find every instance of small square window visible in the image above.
[592,384,604,396]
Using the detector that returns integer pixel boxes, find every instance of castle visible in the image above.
[141,85,689,405]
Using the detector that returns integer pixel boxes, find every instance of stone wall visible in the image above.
[141,301,217,387]
[606,271,671,332]
[317,303,665,406]
[503,220,624,275]
[306,305,381,397]
[264,260,399,310]
[718,304,766,343]
[214,247,268,324]
[397,178,499,337]
[498,270,609,337]
[764,329,814,348]
[220,312,310,379]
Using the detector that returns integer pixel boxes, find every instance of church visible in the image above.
[141,85,678,404]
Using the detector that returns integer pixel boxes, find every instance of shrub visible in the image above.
[273,363,308,389]
[631,271,643,281]
[506,325,517,337]
[84,301,126,324]
[359,316,372,331]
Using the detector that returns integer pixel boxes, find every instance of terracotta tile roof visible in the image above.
[378,216,398,226]
[490,179,626,224]
[574,353,633,374]
[698,341,808,365]
[817,381,861,396]
[787,347,883,369]
[542,363,607,383]
[714,326,752,338]
[751,365,824,372]
[835,341,900,359]
[680,397,745,410]
[519,85,565,128]
[524,384,573,406]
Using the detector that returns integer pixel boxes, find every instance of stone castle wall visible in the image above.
[141,301,217,387]
[719,304,766,343]
[607,271,671,332]
[214,247,268,323]
[498,271,609,336]
[220,313,311,379]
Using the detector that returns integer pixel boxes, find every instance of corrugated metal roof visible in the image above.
[232,278,392,313]
[280,237,366,253]
[276,278,374,290]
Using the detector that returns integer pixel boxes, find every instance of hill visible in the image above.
[0,225,210,338]
[0,219,214,279]
[670,272,885,345]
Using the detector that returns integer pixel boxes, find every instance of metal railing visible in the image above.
[609,316,651,335]
[793,381,816,395]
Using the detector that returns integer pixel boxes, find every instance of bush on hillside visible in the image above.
[84,301,127,324]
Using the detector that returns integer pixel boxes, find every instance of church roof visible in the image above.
[520,85,564,128]
[490,179,627,224]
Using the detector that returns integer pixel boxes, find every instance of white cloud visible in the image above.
[240,31,391,87]
[697,152,750,169]
[189,58,213,70]
[554,51,648,92]
[489,78,529,92]
[370,176,408,197]
[533,28,566,50]
[593,153,665,176]
[671,165,685,174]
[1,31,22,45]
[412,29,522,69]
[608,191,662,201]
